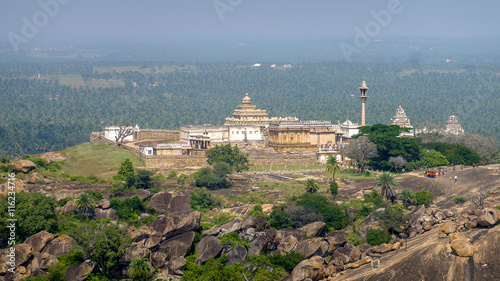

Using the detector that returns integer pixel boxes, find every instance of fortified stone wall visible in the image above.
[140,155,208,168]
[133,129,180,141]
[248,154,317,166]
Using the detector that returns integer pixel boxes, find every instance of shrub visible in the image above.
[366,229,392,246]
[118,158,134,177]
[453,195,468,204]
[167,170,178,179]
[269,204,291,229]
[414,191,434,207]
[285,204,323,229]
[178,173,188,184]
[376,207,409,234]
[128,258,154,281]
[390,203,405,212]
[356,205,375,218]
[347,231,365,246]
[109,195,146,221]
[296,193,350,230]
[405,162,419,171]
[0,192,58,243]
[329,181,339,200]
[363,190,385,208]
[195,167,230,190]
[249,204,270,220]
[190,188,223,212]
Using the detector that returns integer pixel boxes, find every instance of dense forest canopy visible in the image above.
[0,61,499,157]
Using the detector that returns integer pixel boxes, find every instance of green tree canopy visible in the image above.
[205,144,249,172]
[376,172,399,203]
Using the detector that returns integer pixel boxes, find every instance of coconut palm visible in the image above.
[325,155,341,181]
[304,179,320,193]
[75,193,95,218]
[376,172,398,203]
[398,188,414,208]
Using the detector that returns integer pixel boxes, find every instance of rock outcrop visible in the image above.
[11,160,36,173]
[195,236,222,265]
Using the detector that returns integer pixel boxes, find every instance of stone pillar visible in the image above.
[361,101,366,126]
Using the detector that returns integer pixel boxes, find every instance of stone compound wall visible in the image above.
[140,155,208,168]
[249,153,317,166]
[133,129,180,141]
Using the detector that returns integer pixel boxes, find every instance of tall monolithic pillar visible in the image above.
[359,79,369,126]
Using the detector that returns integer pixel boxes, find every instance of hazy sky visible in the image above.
[1,0,500,43]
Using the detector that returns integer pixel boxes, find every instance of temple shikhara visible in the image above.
[389,105,414,137]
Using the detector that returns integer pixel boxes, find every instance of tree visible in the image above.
[118,158,134,177]
[376,207,409,234]
[329,181,339,201]
[342,136,378,173]
[195,167,231,190]
[205,144,249,172]
[114,123,134,146]
[389,155,407,173]
[0,192,58,243]
[70,224,131,277]
[397,189,414,209]
[128,258,154,281]
[190,188,223,211]
[414,191,434,207]
[357,124,421,170]
[75,192,96,218]
[376,172,398,203]
[325,155,341,181]
[304,179,320,193]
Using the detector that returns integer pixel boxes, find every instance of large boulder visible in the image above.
[65,260,96,281]
[120,248,151,263]
[298,222,325,237]
[410,205,426,223]
[149,211,201,239]
[450,239,474,257]
[248,230,278,257]
[150,252,167,268]
[226,245,247,266]
[217,218,243,237]
[39,253,59,270]
[356,225,370,239]
[195,236,222,265]
[290,256,325,281]
[276,229,307,241]
[168,196,191,214]
[330,241,361,264]
[448,232,468,243]
[118,190,151,201]
[41,235,74,257]
[149,191,173,214]
[128,226,153,242]
[166,256,186,275]
[24,231,57,253]
[241,215,259,229]
[159,231,195,257]
[61,200,77,215]
[477,208,499,227]
[278,235,298,253]
[294,238,329,259]
[94,208,116,220]
[0,178,25,196]
[27,172,39,184]
[12,160,36,173]
[0,244,32,274]
[97,199,111,209]
[438,222,457,235]
[144,235,163,249]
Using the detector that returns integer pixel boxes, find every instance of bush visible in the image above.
[128,258,154,281]
[376,207,409,234]
[363,190,385,208]
[167,170,178,179]
[59,196,73,207]
[366,229,392,246]
[347,231,365,246]
[405,162,419,171]
[285,204,323,229]
[390,203,405,212]
[195,167,230,190]
[269,204,291,229]
[414,191,434,207]
[109,195,146,221]
[0,192,58,243]
[190,188,223,212]
[356,205,375,218]
[249,204,270,220]
[178,173,189,185]
[296,193,350,230]
[453,195,468,204]
[329,181,339,200]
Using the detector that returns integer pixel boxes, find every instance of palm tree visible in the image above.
[304,179,320,193]
[75,193,95,218]
[376,172,398,203]
[325,155,341,181]
[398,188,414,208]
[128,258,153,281]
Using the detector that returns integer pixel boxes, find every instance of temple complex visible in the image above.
[389,105,414,137]
[443,115,465,135]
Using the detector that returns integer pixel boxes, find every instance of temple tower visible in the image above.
[359,79,369,126]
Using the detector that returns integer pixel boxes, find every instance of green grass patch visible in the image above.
[58,142,144,178]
